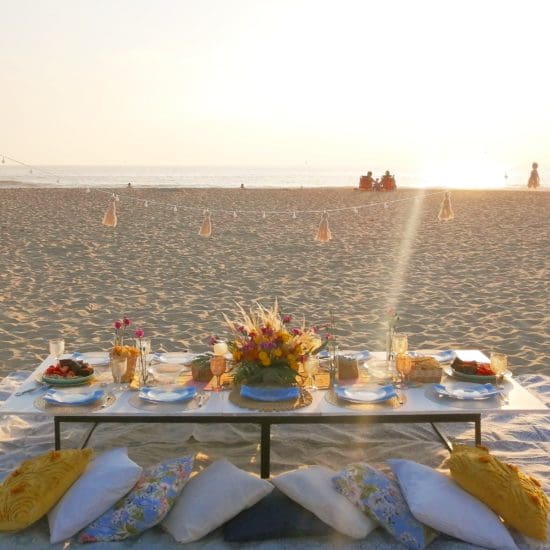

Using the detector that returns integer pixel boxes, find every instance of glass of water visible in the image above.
[49,338,65,362]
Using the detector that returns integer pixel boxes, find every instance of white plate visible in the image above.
[43,388,104,405]
[150,352,195,365]
[335,384,396,404]
[139,386,197,403]
[70,352,110,366]
[433,382,502,400]
[149,363,190,382]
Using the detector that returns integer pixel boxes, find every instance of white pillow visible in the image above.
[388,459,518,550]
[48,447,142,544]
[272,465,377,539]
[162,458,273,543]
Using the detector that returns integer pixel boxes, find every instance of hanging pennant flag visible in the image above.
[144,200,148,208]
[199,210,212,237]
[115,194,120,202]
[86,188,91,193]
[384,202,389,209]
[262,211,266,219]
[173,205,178,212]
[353,207,359,214]
[292,211,297,219]
[315,211,332,243]
[438,192,454,221]
[102,201,117,227]
[233,211,238,219]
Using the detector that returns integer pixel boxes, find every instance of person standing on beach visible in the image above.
[527,162,540,189]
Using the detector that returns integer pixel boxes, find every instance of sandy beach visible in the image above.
[0,187,548,548]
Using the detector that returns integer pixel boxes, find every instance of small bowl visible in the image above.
[149,363,187,384]
[365,359,394,383]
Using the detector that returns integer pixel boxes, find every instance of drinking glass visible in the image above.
[392,333,410,386]
[49,338,65,362]
[392,333,408,355]
[110,356,127,392]
[210,356,226,392]
[490,352,508,377]
[136,337,152,355]
[304,356,320,391]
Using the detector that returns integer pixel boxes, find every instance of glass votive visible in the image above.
[490,352,508,374]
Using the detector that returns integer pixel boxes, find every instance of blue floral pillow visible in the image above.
[332,463,437,550]
[78,456,194,543]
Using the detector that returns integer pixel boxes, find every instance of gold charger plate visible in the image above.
[34,393,115,414]
[229,387,312,411]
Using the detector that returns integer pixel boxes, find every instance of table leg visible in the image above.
[260,422,271,479]
[430,422,453,452]
[54,418,61,450]
[475,417,482,446]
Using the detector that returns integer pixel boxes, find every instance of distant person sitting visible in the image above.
[359,171,375,190]
[527,162,540,189]
[381,170,396,191]
[127,182,132,188]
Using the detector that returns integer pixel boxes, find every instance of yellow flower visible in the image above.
[273,348,282,358]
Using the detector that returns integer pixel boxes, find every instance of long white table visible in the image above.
[2,350,547,478]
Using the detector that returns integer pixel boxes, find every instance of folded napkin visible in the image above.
[44,389,104,406]
[240,386,301,402]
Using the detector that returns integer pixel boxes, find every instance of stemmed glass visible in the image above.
[392,333,412,387]
[110,356,127,392]
[304,356,320,391]
[49,338,65,363]
[210,356,226,392]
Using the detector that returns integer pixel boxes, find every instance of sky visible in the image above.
[1,0,549,184]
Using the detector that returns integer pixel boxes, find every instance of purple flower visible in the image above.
[134,328,145,338]
[114,320,122,330]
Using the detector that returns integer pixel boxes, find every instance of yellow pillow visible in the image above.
[0,448,94,532]
[449,444,549,541]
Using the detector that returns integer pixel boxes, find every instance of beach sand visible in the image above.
[0,187,548,548]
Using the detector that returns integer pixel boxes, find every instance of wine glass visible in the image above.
[49,338,65,363]
[110,356,127,392]
[210,356,226,392]
[490,352,508,382]
[304,356,320,391]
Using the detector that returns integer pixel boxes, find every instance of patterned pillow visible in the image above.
[0,449,93,532]
[78,456,194,543]
[332,463,437,550]
[449,444,549,541]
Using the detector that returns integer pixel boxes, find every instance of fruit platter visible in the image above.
[446,357,510,384]
[39,358,95,386]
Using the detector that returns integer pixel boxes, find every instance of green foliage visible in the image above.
[233,361,299,387]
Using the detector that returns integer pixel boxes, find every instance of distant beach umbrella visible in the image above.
[315,211,332,243]
[102,201,118,227]
[438,192,455,221]
[199,210,212,237]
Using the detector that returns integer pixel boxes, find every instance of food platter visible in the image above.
[38,372,95,387]
[443,365,512,384]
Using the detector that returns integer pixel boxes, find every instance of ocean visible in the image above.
[0,163,530,189]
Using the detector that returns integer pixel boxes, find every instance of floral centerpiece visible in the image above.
[110,317,139,382]
[221,301,329,387]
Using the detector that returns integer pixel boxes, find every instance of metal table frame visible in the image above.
[54,411,482,478]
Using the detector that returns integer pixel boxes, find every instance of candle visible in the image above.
[213,342,228,356]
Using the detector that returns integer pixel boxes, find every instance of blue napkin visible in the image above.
[44,388,104,406]
[240,385,301,402]
[432,350,456,363]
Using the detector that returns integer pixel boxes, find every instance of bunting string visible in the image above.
[2,154,455,241]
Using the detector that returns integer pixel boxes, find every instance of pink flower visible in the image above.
[114,320,122,330]
[291,328,302,335]
[123,317,131,326]
[208,335,218,346]
[134,328,145,338]
[282,314,292,324]
[387,307,396,317]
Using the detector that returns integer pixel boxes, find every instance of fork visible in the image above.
[15,385,44,397]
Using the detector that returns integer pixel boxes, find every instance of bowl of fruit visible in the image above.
[40,359,95,386]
